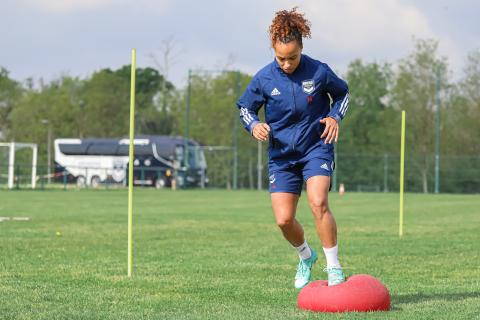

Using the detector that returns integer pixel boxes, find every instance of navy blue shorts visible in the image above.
[268,157,335,194]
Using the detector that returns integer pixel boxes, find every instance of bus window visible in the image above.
[175,145,184,160]
[189,146,206,169]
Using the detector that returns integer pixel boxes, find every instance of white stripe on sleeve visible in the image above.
[340,94,349,116]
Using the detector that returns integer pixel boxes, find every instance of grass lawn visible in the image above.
[0,189,479,319]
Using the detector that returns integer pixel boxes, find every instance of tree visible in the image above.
[78,65,176,137]
[0,67,23,140]
[173,70,258,188]
[390,39,449,193]
[9,65,176,171]
[149,36,183,111]
[456,50,480,154]
[342,59,395,152]
[114,66,177,135]
[337,59,395,190]
[8,76,84,170]
[437,50,480,193]
[77,69,129,137]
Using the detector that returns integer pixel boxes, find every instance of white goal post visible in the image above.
[0,142,38,189]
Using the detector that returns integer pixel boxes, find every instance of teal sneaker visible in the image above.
[294,249,318,289]
[324,266,345,286]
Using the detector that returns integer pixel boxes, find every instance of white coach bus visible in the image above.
[54,136,207,188]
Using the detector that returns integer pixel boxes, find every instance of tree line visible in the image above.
[1,39,479,192]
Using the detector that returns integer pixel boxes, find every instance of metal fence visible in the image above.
[335,153,480,194]
[0,165,181,190]
[1,153,479,193]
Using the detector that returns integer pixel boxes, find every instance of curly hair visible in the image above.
[269,7,311,47]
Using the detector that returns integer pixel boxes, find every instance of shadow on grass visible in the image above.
[393,291,479,306]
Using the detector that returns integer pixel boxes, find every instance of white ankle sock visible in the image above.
[294,240,312,260]
[323,244,341,268]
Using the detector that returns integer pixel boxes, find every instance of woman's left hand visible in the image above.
[319,117,339,144]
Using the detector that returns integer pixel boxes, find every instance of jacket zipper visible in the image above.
[291,81,298,151]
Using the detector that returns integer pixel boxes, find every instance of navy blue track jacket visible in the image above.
[236,54,349,166]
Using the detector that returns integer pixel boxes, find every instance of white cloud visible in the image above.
[2,0,476,85]
[298,0,434,55]
[18,0,170,14]
[19,0,118,13]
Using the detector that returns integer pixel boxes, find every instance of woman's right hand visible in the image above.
[252,122,271,142]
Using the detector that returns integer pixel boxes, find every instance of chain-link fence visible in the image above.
[2,153,479,193]
[335,153,480,193]
[0,163,201,190]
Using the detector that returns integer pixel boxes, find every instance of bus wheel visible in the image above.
[155,178,166,189]
[76,175,86,187]
[91,176,101,188]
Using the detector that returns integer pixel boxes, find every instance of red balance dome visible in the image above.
[298,274,390,313]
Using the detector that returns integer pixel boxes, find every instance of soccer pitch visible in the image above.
[1,190,479,319]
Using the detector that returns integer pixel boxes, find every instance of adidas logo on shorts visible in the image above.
[321,163,329,171]
[269,174,276,184]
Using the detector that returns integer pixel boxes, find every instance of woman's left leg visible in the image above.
[306,175,337,248]
[306,175,345,285]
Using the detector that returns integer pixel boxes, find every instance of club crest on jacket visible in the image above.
[302,79,315,94]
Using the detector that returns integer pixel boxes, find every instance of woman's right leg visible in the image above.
[271,192,318,289]
[270,192,303,246]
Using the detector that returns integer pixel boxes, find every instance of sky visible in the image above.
[1,0,479,88]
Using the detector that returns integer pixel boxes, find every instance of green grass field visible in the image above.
[0,189,479,319]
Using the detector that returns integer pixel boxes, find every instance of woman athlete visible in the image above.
[237,8,349,289]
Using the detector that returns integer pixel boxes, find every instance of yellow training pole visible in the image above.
[128,49,136,276]
[399,110,406,237]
